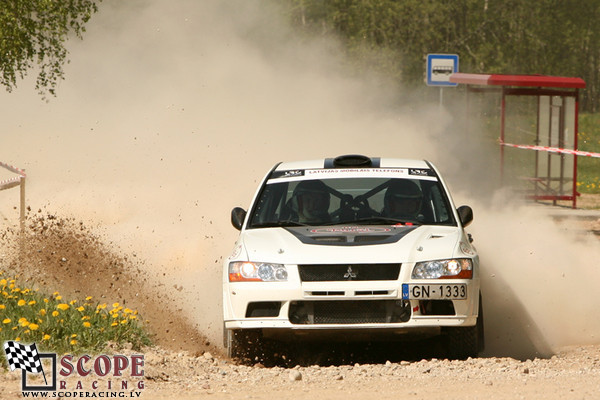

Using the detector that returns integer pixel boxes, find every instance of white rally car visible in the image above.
[223,155,483,360]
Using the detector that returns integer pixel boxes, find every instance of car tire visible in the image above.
[444,295,484,360]
[226,328,263,362]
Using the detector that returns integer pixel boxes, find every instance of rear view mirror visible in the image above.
[231,207,247,231]
[457,205,473,227]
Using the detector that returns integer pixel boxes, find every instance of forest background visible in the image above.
[1,0,600,194]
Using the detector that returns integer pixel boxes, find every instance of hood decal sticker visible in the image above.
[284,225,418,246]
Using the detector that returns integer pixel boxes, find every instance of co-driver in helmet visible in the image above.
[383,179,423,221]
[290,180,331,223]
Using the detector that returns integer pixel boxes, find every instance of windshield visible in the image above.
[248,175,456,228]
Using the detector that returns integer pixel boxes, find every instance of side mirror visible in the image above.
[457,205,473,227]
[231,207,247,231]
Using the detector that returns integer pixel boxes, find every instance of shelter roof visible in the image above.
[449,73,586,89]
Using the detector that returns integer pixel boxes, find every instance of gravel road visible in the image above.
[2,210,600,399]
[2,344,600,399]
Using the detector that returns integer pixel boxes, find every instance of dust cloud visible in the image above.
[0,0,598,358]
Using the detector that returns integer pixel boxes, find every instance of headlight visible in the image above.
[412,259,472,279]
[228,262,288,282]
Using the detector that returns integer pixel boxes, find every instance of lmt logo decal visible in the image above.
[3,341,145,395]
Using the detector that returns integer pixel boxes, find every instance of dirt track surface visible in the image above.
[1,344,600,399]
[124,345,600,400]
[2,208,600,399]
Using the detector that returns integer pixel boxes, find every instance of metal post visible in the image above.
[500,90,506,183]
[573,90,580,209]
[19,175,25,231]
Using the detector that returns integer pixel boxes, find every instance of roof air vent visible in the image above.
[327,154,377,168]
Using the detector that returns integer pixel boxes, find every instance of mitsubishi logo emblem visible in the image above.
[343,266,357,280]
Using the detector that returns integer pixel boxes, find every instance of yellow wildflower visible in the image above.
[40,309,47,316]
[111,322,118,327]
[28,300,36,306]
[70,340,77,345]
[70,300,77,305]
[52,311,59,317]
[76,306,85,312]
[29,324,39,331]
[42,334,51,341]
[17,299,26,306]
[2,318,11,324]
[85,296,93,301]
[55,295,62,300]
[56,304,69,311]
[112,302,119,308]
[0,279,6,286]
[0,305,5,310]
[83,322,91,328]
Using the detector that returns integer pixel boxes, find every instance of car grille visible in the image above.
[298,264,401,282]
[289,300,410,324]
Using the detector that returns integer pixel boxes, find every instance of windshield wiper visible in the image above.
[352,216,421,226]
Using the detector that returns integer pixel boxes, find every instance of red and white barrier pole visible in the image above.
[0,161,27,230]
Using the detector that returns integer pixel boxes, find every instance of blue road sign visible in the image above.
[426,54,459,87]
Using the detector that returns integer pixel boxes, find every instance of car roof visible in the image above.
[274,156,431,171]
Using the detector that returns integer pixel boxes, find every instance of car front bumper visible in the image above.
[223,278,480,332]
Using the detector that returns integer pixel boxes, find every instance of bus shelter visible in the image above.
[449,73,586,208]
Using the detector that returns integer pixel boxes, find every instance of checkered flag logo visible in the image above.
[3,341,44,374]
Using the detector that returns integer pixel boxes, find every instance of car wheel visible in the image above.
[445,322,479,360]
[226,329,263,362]
[444,295,484,360]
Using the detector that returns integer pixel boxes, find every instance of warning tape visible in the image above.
[0,161,26,189]
[501,142,600,159]
[0,161,26,176]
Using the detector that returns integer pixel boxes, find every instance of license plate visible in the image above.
[402,284,467,300]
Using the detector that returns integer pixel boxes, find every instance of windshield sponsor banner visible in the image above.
[268,168,437,183]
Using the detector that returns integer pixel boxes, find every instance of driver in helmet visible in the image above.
[291,180,331,223]
[383,179,423,221]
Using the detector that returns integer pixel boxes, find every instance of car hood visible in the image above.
[238,225,469,264]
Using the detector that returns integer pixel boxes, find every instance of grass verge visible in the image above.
[0,271,151,368]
